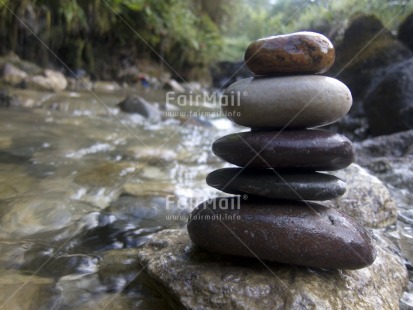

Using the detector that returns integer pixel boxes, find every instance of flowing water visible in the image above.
[0,87,412,309]
[0,87,237,309]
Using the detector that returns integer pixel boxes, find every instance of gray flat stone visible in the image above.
[221,75,352,128]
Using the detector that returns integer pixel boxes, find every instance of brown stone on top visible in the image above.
[244,31,335,75]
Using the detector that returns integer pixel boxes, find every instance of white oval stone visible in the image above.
[221,76,352,128]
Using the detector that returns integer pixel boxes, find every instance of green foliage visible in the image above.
[0,0,229,76]
[220,0,413,61]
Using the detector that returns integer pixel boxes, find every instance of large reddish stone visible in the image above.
[244,32,335,75]
[187,197,376,269]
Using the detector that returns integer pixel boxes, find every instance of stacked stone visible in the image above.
[188,32,376,270]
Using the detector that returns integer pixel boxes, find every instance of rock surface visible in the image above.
[137,229,407,309]
[27,69,68,92]
[0,89,19,107]
[355,129,413,211]
[326,163,397,228]
[0,63,28,86]
[363,58,413,135]
[221,76,352,128]
[244,32,334,75]
[206,168,346,200]
[187,197,376,269]
[118,95,162,121]
[212,130,354,170]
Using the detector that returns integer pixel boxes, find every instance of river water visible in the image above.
[0,87,411,309]
[0,87,238,309]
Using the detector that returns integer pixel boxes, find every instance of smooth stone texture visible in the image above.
[212,130,354,170]
[221,75,352,129]
[326,163,397,228]
[138,229,407,309]
[244,31,334,75]
[206,168,346,201]
[187,197,376,269]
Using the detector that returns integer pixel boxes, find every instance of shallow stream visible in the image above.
[0,87,237,309]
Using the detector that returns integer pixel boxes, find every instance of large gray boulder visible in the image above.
[0,63,28,86]
[363,58,413,136]
[137,229,407,310]
[355,129,413,213]
[27,69,68,92]
[327,163,397,228]
[118,95,162,122]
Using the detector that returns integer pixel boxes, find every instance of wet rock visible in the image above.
[363,58,413,135]
[0,89,20,107]
[163,79,185,93]
[398,12,413,52]
[27,69,68,92]
[118,95,162,122]
[0,63,28,86]
[245,32,334,75]
[221,76,352,128]
[212,130,354,170]
[330,14,412,115]
[137,229,407,309]
[355,129,413,211]
[206,168,346,201]
[326,163,397,228]
[121,181,176,197]
[210,60,252,89]
[93,80,121,92]
[187,197,376,269]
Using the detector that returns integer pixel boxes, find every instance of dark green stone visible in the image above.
[206,168,346,201]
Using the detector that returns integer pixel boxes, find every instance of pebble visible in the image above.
[221,76,352,129]
[244,32,335,75]
[212,130,354,170]
[206,168,346,200]
[187,197,376,269]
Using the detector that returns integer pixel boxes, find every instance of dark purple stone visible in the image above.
[212,129,354,170]
[206,168,346,200]
[187,197,376,269]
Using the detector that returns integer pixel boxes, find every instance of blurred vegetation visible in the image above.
[0,0,411,79]
[0,0,233,78]
[221,0,412,61]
